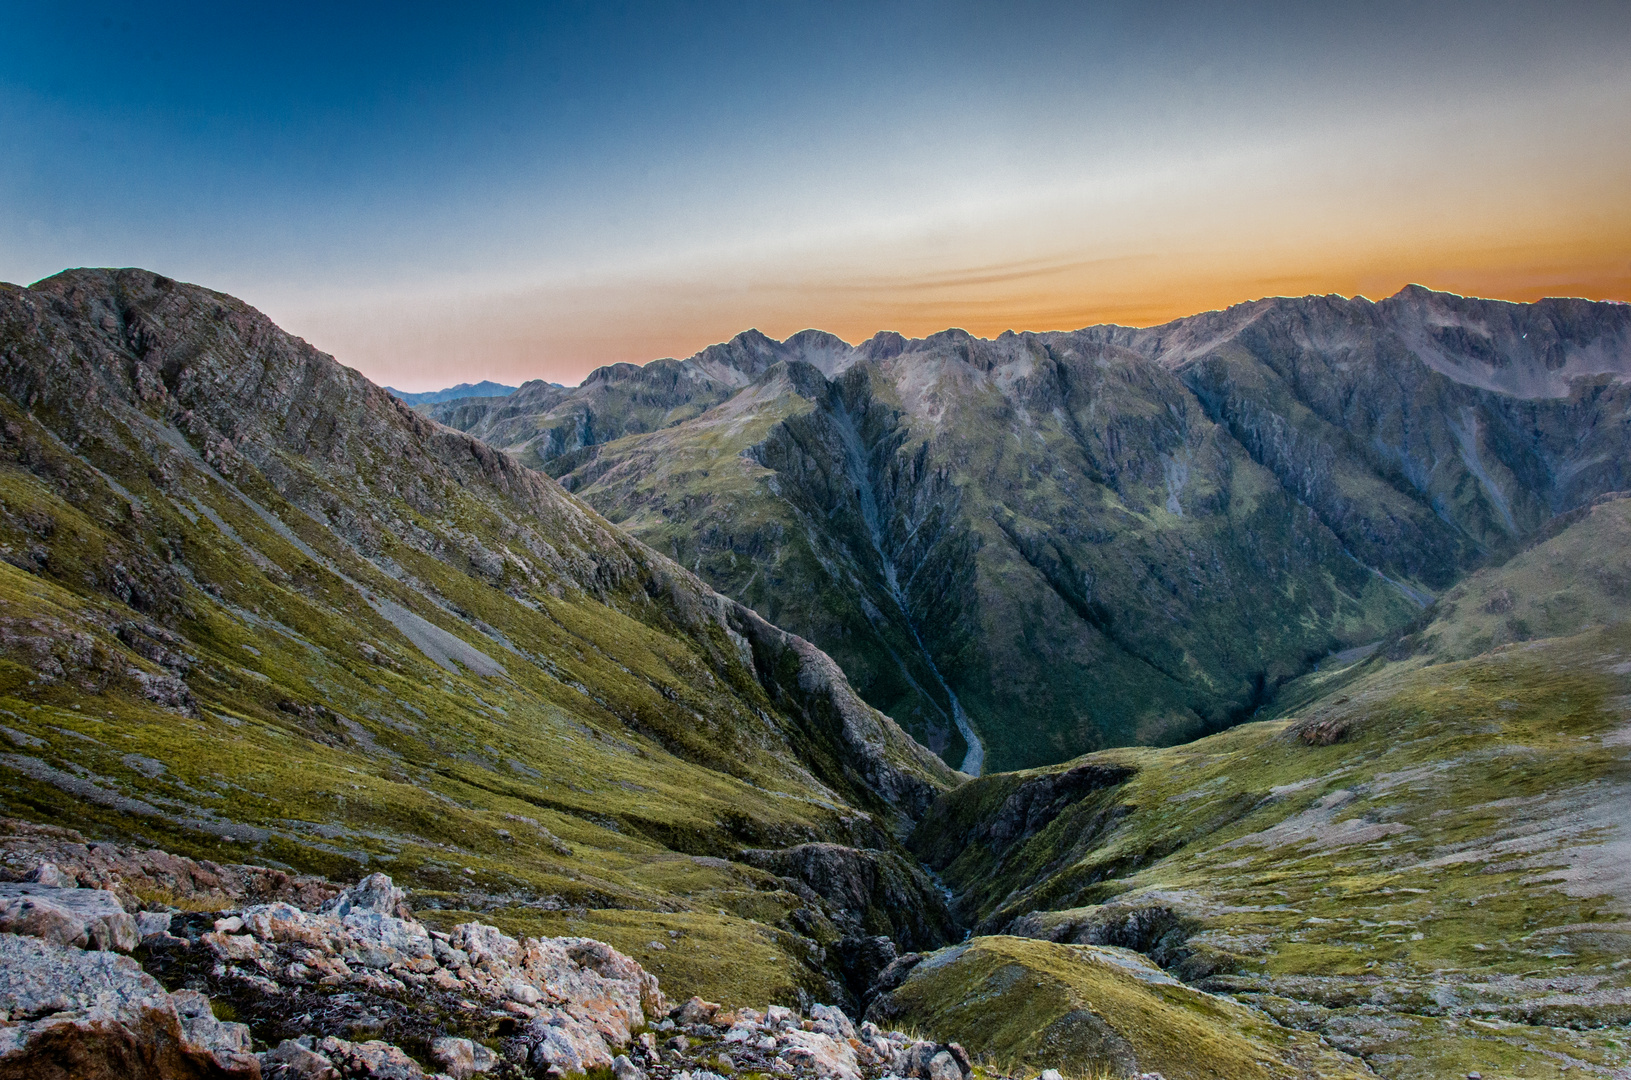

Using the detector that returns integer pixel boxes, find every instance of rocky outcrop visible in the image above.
[1004,903,1236,982]
[738,844,956,953]
[0,879,137,953]
[645,996,972,1080]
[145,872,665,1075]
[908,762,1136,898]
[0,852,1075,1080]
[0,819,339,918]
[0,864,669,1079]
[0,934,257,1079]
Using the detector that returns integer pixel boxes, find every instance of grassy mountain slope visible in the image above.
[0,267,958,1008]
[868,935,1371,1080]
[434,289,1631,773]
[906,499,1631,1078]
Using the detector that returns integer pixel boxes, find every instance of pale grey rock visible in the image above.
[506,978,541,1004]
[778,1028,862,1080]
[811,1002,856,1039]
[448,922,520,970]
[135,910,174,938]
[613,1052,646,1080]
[527,1010,614,1074]
[321,872,410,920]
[429,1036,497,1080]
[926,1051,961,1080]
[317,1035,424,1078]
[894,1040,972,1080]
[21,861,68,886]
[263,1038,341,1080]
[671,995,721,1026]
[0,933,257,1078]
[0,882,138,952]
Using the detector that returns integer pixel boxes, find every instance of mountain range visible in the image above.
[430,287,1631,772]
[1,268,1629,1080]
[385,381,520,406]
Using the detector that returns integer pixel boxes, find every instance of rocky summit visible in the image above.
[1,267,1630,1079]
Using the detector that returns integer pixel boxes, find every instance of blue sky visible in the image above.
[3,1,1628,388]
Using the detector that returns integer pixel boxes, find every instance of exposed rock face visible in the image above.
[0,819,341,917]
[141,873,665,1072]
[738,844,957,953]
[0,933,257,1079]
[911,763,1135,874]
[0,882,138,952]
[438,289,1631,771]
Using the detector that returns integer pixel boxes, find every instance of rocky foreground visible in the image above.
[0,823,1064,1080]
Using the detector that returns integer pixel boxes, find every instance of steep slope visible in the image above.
[0,267,959,1008]
[906,500,1631,1079]
[435,289,1631,773]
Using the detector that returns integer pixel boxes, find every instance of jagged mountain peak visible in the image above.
[476,283,1631,772]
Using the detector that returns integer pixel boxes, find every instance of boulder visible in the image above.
[0,933,257,1079]
[809,1003,855,1040]
[894,1040,970,1080]
[315,1037,423,1079]
[261,1039,339,1080]
[669,995,721,1027]
[320,874,412,921]
[0,883,138,952]
[427,1037,495,1080]
[526,1010,615,1074]
[776,1028,861,1080]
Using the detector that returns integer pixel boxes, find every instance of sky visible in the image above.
[2,2,1628,390]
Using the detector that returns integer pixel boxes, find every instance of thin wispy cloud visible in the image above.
[3,1,1627,389]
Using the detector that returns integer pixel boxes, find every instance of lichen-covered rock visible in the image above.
[261,1038,340,1079]
[0,933,257,1079]
[669,995,721,1026]
[427,1036,495,1080]
[315,1036,423,1079]
[0,819,339,913]
[0,882,138,952]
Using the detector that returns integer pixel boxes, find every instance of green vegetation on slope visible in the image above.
[869,935,1370,1080]
[440,290,1631,772]
[906,500,1631,1078]
[0,268,957,1009]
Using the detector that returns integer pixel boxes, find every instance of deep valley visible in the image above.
[0,269,1628,1080]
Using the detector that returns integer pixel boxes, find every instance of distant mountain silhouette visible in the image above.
[384,379,519,405]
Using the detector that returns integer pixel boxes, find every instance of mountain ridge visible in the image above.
[384,380,519,406]
[3,268,1631,1078]
[434,284,1631,771]
[0,265,959,1010]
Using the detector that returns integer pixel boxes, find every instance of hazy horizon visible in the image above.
[5,1,1628,392]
